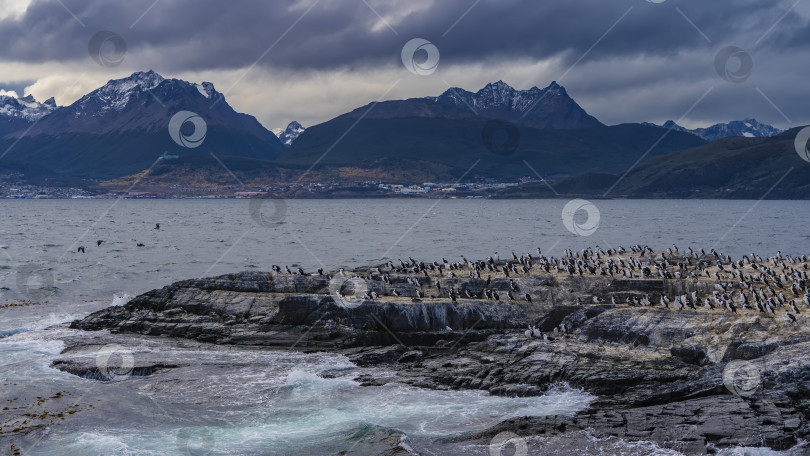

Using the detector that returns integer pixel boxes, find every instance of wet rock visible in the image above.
[67,257,810,453]
[397,350,423,363]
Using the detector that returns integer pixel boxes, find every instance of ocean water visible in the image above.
[1,199,808,303]
[1,199,809,455]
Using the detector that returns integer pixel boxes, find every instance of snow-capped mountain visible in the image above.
[16,70,282,140]
[273,121,305,147]
[429,80,602,130]
[2,70,285,178]
[0,93,57,137]
[68,69,165,118]
[642,118,782,142]
[0,93,57,122]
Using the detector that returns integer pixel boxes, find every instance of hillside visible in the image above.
[281,104,705,180]
[505,128,810,199]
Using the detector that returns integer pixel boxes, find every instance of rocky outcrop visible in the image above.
[72,270,553,348]
[69,251,810,454]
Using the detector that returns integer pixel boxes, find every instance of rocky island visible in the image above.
[64,246,810,454]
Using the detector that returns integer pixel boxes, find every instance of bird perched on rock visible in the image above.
[96,240,104,246]
[524,325,542,339]
[77,246,85,253]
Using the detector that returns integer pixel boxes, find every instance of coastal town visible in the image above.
[0,175,543,199]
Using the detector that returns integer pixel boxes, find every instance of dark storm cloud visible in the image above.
[1,0,806,72]
[2,0,809,129]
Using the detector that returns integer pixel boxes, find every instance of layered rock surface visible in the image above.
[69,249,810,453]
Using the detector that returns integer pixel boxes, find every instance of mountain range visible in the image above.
[0,70,799,197]
[1,70,284,179]
[519,128,809,199]
[0,94,56,136]
[642,118,783,142]
[428,80,602,130]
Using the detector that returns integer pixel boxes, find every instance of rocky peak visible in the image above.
[195,81,216,99]
[432,80,602,130]
[0,92,58,122]
[477,80,518,106]
[125,70,165,91]
[275,121,306,147]
[544,80,565,95]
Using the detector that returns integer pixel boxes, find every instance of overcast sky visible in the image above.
[0,0,807,131]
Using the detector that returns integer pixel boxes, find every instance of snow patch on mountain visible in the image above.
[0,93,57,122]
[195,84,209,98]
[194,82,216,99]
[427,80,601,130]
[429,80,569,114]
[642,118,782,141]
[274,121,305,147]
[71,70,166,117]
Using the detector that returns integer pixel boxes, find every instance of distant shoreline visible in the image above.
[1,195,809,200]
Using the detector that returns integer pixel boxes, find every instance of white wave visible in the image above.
[717,440,809,455]
[111,293,134,306]
[0,335,64,354]
[67,432,162,456]
[284,367,358,389]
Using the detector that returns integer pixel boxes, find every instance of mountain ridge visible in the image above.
[0,93,57,136]
[641,118,782,142]
[428,80,603,130]
[0,70,286,178]
[0,71,804,198]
